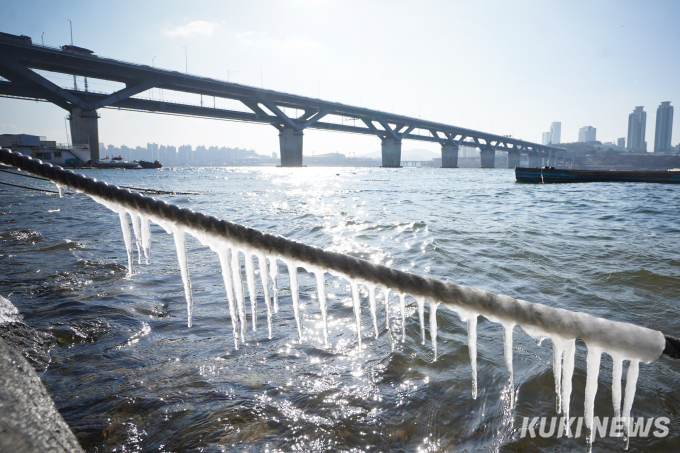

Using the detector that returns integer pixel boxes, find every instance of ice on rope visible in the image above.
[83,191,669,451]
[367,283,379,339]
[285,259,303,342]
[415,296,426,345]
[380,286,391,331]
[349,280,362,349]
[140,215,151,264]
[54,182,64,198]
[244,252,257,331]
[313,268,329,345]
[129,211,143,265]
[503,323,515,407]
[429,300,439,360]
[216,249,239,349]
[256,253,273,339]
[171,227,194,328]
[268,256,279,313]
[622,360,640,450]
[230,249,247,341]
[118,211,134,276]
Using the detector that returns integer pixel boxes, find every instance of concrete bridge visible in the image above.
[0,32,565,166]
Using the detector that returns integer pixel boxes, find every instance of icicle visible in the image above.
[117,211,134,276]
[256,253,272,339]
[349,280,362,349]
[230,248,247,341]
[561,339,576,435]
[140,214,151,264]
[217,249,239,349]
[612,357,623,421]
[171,227,193,328]
[583,346,603,446]
[551,337,569,414]
[429,300,439,360]
[468,316,478,399]
[367,283,378,339]
[313,269,328,346]
[129,211,143,264]
[285,260,302,342]
[503,322,515,407]
[399,293,406,342]
[244,252,257,331]
[622,360,640,450]
[55,182,64,198]
[268,256,279,313]
[380,286,391,331]
[415,296,426,345]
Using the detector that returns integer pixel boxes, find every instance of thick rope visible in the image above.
[0,148,672,361]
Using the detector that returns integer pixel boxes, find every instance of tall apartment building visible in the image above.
[617,137,625,148]
[549,122,561,144]
[654,101,673,153]
[542,132,551,145]
[578,126,597,142]
[627,106,647,152]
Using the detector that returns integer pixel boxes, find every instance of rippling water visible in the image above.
[1,166,680,452]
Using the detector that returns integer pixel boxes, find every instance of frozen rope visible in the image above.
[0,148,670,362]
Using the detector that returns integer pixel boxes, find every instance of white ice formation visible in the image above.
[89,194,666,450]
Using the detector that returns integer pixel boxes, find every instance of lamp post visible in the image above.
[151,57,156,100]
[68,20,77,90]
[182,46,187,74]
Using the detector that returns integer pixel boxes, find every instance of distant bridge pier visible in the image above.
[441,142,458,168]
[68,108,100,161]
[507,149,521,168]
[381,137,402,167]
[527,152,541,167]
[480,146,496,168]
[278,127,304,167]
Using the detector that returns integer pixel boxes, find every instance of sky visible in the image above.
[1,0,679,156]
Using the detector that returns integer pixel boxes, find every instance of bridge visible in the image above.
[0,32,566,166]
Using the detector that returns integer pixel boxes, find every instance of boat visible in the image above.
[95,157,142,169]
[515,166,680,184]
[138,160,163,169]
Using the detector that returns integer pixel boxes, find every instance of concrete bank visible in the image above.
[0,336,84,452]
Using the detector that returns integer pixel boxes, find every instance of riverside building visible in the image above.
[627,106,647,152]
[654,101,674,153]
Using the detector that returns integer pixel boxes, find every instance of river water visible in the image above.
[1,166,679,452]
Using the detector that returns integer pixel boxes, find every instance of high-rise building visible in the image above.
[542,132,551,145]
[549,122,561,144]
[654,101,674,153]
[617,137,625,148]
[578,126,597,142]
[627,106,647,152]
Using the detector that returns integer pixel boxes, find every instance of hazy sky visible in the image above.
[1,0,679,155]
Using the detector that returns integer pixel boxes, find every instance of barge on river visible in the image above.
[515,166,680,184]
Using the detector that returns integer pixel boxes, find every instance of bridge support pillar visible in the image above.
[480,147,495,168]
[279,127,304,167]
[527,153,541,167]
[68,108,100,161]
[441,143,458,168]
[381,137,402,167]
[507,150,520,168]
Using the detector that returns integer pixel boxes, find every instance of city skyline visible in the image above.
[1,1,679,155]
